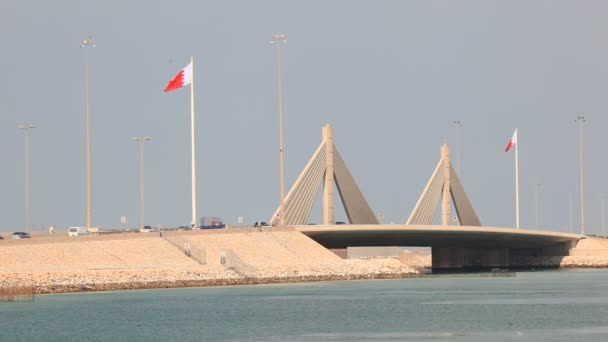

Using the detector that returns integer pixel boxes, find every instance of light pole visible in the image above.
[575,115,586,235]
[566,189,574,233]
[533,182,541,229]
[601,195,608,237]
[17,125,36,233]
[81,37,95,230]
[133,137,152,230]
[451,120,462,176]
[272,33,287,227]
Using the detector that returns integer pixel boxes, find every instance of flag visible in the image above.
[164,62,192,92]
[505,129,518,152]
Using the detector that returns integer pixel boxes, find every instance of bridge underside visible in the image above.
[295,225,582,270]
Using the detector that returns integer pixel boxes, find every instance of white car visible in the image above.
[139,226,155,233]
[68,227,89,237]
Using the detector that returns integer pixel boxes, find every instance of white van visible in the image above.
[68,227,89,237]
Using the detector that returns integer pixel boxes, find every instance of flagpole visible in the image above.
[190,56,197,228]
[515,128,520,229]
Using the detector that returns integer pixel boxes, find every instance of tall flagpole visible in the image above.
[190,56,197,228]
[515,128,520,229]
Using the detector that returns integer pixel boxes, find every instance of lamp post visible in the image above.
[451,120,462,176]
[575,115,586,235]
[533,182,541,229]
[566,189,574,233]
[17,125,36,233]
[133,137,152,230]
[601,195,608,237]
[81,37,95,230]
[272,33,287,227]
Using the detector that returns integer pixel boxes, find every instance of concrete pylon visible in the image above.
[406,144,481,226]
[270,124,378,226]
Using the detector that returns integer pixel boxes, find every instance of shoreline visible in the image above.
[31,272,425,295]
[6,264,608,296]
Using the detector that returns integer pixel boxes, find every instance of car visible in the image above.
[11,232,31,239]
[336,221,346,225]
[0,235,4,239]
[139,226,154,233]
[254,221,270,227]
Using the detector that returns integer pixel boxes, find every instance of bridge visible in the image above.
[295,224,581,269]
[269,124,583,270]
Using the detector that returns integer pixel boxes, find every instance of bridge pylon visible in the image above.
[406,144,481,226]
[270,124,378,226]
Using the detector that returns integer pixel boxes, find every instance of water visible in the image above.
[1,269,608,341]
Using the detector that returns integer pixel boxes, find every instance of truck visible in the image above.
[199,216,226,229]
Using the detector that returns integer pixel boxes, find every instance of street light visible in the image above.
[565,188,574,233]
[17,124,36,233]
[451,120,463,176]
[601,195,608,237]
[575,115,586,235]
[533,182,541,229]
[81,37,95,230]
[272,33,287,227]
[133,137,152,230]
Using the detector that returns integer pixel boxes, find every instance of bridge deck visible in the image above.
[294,224,583,249]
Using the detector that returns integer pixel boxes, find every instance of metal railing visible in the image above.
[220,249,257,277]
[162,235,206,265]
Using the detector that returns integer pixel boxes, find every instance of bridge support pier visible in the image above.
[432,247,510,270]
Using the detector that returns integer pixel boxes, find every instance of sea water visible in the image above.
[1,269,608,341]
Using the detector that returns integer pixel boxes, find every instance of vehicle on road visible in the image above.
[200,216,226,229]
[11,232,31,239]
[254,221,270,228]
[139,226,155,233]
[68,227,89,237]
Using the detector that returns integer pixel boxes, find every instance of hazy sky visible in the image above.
[1,1,607,234]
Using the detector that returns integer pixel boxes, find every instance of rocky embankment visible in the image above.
[0,260,421,294]
[0,230,421,294]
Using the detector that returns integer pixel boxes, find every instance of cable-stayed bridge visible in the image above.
[269,124,582,270]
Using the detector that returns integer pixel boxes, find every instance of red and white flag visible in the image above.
[164,62,192,92]
[505,129,518,152]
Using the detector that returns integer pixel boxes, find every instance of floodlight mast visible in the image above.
[17,124,36,233]
[272,33,287,226]
[81,37,95,230]
[575,115,586,235]
[133,137,152,230]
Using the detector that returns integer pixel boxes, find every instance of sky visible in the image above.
[1,0,607,235]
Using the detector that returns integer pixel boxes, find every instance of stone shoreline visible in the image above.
[16,262,608,295]
[4,258,608,296]
[31,272,423,295]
